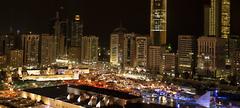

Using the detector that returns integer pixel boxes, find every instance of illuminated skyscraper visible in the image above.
[22,34,40,66]
[221,0,231,39]
[150,0,167,45]
[10,50,23,67]
[40,34,56,66]
[81,36,99,63]
[71,14,83,47]
[110,27,127,67]
[147,46,165,74]
[197,36,226,78]
[135,36,148,68]
[204,0,221,36]
[177,35,196,78]
[204,0,230,38]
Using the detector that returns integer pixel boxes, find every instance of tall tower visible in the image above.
[177,35,196,78]
[150,0,167,46]
[71,14,83,47]
[221,0,230,39]
[204,0,221,36]
[22,34,40,66]
[81,36,99,63]
[204,0,231,38]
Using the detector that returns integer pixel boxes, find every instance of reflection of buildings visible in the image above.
[10,50,23,67]
[150,0,167,45]
[135,36,148,68]
[177,35,196,78]
[81,36,99,63]
[22,34,40,66]
[40,34,56,66]
[197,36,226,78]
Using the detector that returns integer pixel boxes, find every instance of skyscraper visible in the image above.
[135,36,148,68]
[177,35,196,78]
[221,0,231,39]
[81,36,99,63]
[10,50,23,67]
[147,46,164,74]
[204,0,231,38]
[71,15,83,47]
[40,34,56,66]
[150,0,167,45]
[123,33,136,68]
[22,34,40,66]
[162,52,176,77]
[204,0,221,36]
[110,27,127,67]
[197,36,226,78]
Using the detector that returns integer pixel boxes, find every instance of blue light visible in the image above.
[177,103,180,108]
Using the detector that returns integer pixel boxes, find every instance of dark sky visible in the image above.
[0,0,240,48]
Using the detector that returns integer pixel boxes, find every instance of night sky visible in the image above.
[0,0,239,49]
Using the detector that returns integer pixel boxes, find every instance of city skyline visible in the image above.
[0,1,240,108]
[0,0,240,49]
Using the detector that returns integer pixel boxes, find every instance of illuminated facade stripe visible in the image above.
[150,0,167,45]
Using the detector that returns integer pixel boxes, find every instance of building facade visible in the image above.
[147,46,164,74]
[81,36,99,63]
[197,36,226,78]
[162,52,176,77]
[150,0,167,45]
[123,33,136,68]
[204,0,231,38]
[22,34,40,66]
[135,36,148,68]
[10,50,23,67]
[70,15,83,47]
[110,27,127,67]
[40,34,56,66]
[177,35,196,78]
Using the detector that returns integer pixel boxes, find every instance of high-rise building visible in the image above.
[197,36,226,78]
[177,35,196,78]
[162,52,176,77]
[40,34,56,66]
[22,34,40,66]
[53,12,69,58]
[68,47,81,63]
[81,36,99,63]
[204,0,230,38]
[110,27,127,67]
[123,33,136,68]
[135,36,148,68]
[150,0,167,45]
[221,0,230,39]
[232,49,240,82]
[229,35,240,81]
[147,46,164,74]
[9,50,23,67]
[70,14,83,47]
[204,0,221,36]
